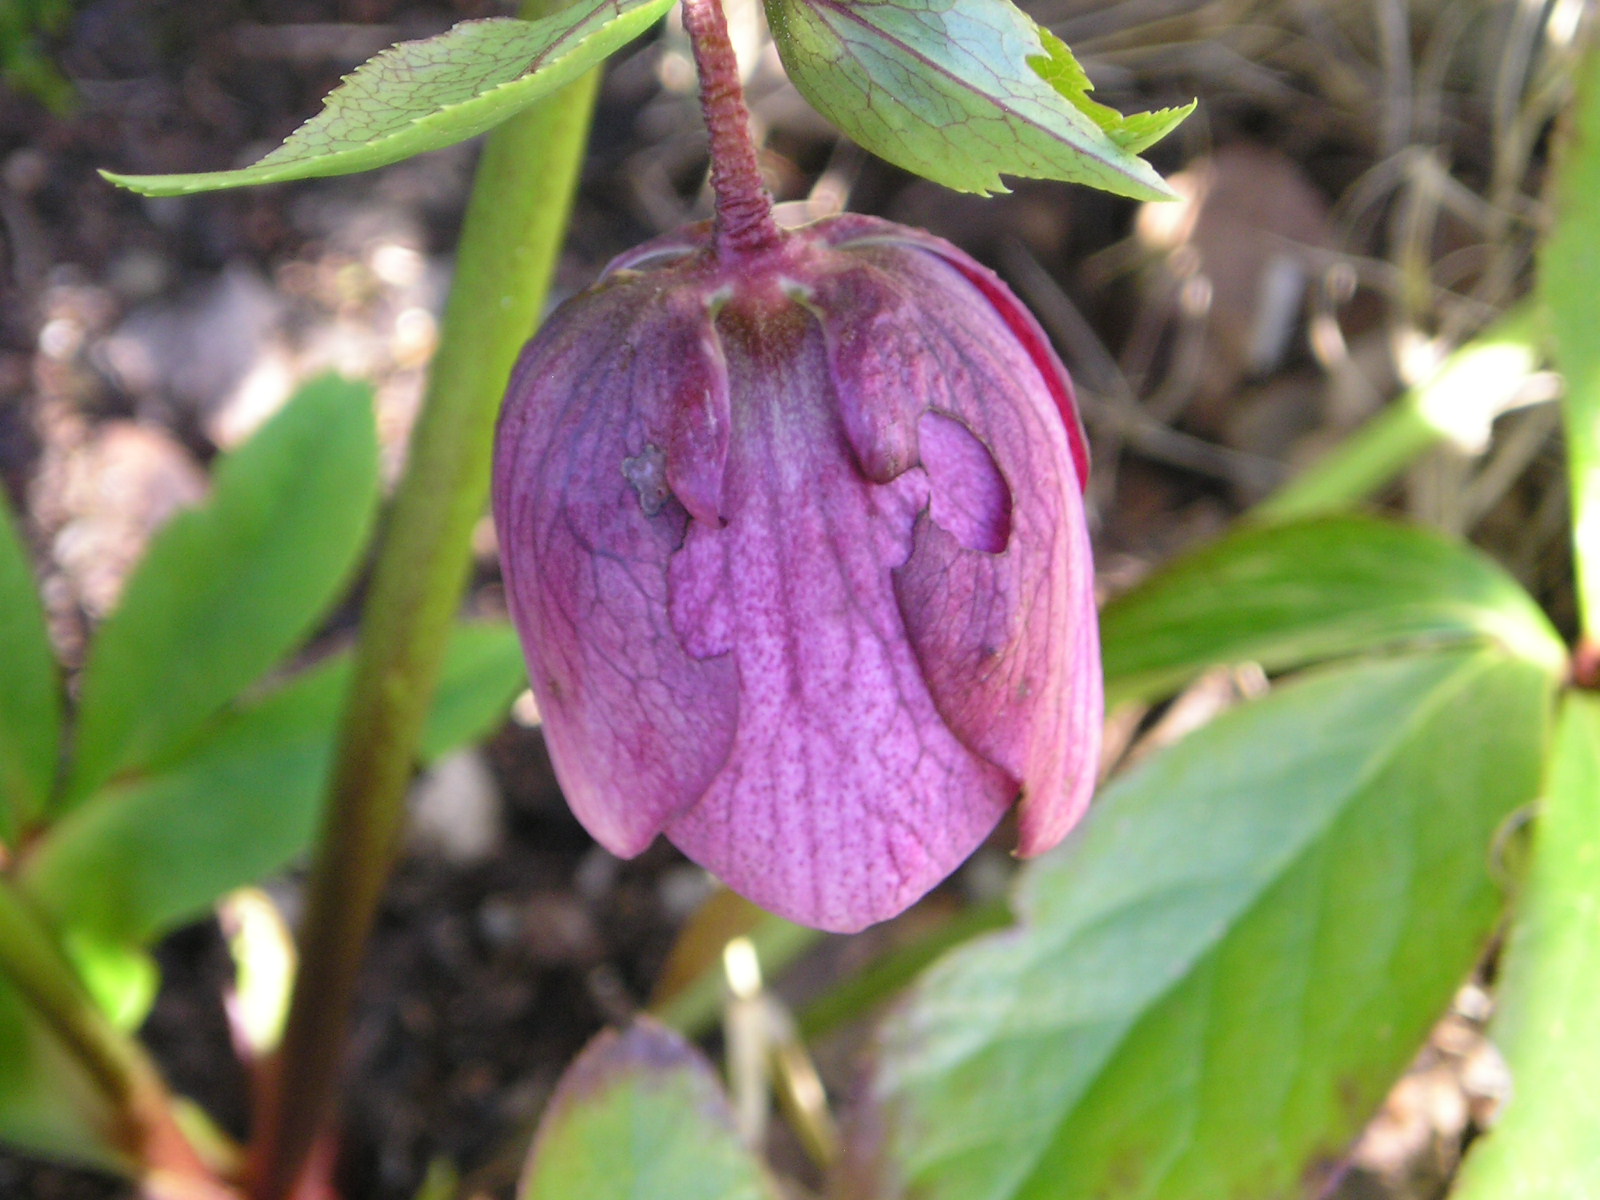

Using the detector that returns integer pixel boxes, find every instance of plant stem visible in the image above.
[1541,31,1600,667]
[1252,303,1543,526]
[680,0,782,259]
[0,876,210,1178]
[246,60,602,1200]
[1450,691,1600,1197]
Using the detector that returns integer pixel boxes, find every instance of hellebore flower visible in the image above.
[492,0,1100,932]
[492,212,1102,932]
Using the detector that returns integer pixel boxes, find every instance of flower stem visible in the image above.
[245,54,602,1200]
[681,0,782,259]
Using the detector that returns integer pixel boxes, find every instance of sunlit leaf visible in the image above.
[519,1019,779,1200]
[62,934,157,1033]
[1030,28,1189,155]
[101,4,672,196]
[764,0,1189,197]
[847,648,1549,1200]
[1101,515,1564,707]
[64,376,380,809]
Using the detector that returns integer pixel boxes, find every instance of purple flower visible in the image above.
[493,214,1101,932]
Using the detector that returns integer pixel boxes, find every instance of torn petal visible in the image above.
[919,410,1011,554]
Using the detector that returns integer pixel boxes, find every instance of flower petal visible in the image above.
[918,410,1011,554]
[663,306,1014,932]
[808,267,923,484]
[814,240,1102,856]
[494,283,739,857]
[663,317,732,528]
[820,215,1091,491]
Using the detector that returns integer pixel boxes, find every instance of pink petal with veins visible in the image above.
[664,300,1013,932]
[493,283,738,857]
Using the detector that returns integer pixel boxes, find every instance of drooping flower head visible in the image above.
[492,0,1101,932]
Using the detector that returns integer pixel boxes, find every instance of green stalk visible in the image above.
[247,66,601,1200]
[1451,691,1600,1198]
[1451,33,1600,1193]
[1252,303,1542,525]
[0,876,210,1177]
[1540,32,1600,664]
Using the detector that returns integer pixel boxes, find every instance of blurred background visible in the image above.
[0,0,1582,1195]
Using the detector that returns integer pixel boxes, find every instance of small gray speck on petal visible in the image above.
[623,443,671,516]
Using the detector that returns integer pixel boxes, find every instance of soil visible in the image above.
[0,0,1568,1197]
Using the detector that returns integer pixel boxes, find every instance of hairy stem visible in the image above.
[681,0,782,259]
[246,59,601,1200]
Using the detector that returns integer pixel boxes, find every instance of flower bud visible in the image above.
[493,214,1101,932]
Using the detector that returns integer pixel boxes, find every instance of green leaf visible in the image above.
[0,496,61,840]
[1101,515,1564,708]
[64,375,381,809]
[33,661,345,951]
[1030,29,1189,155]
[24,623,525,950]
[519,1018,780,1200]
[101,4,672,196]
[0,978,127,1172]
[848,648,1549,1200]
[764,0,1190,198]
[420,621,530,760]
[62,934,157,1033]
[1452,690,1600,1200]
